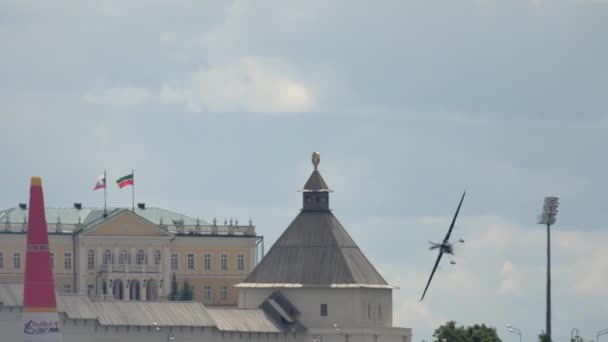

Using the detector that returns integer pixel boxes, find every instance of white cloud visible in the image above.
[83,85,152,107]
[498,261,523,297]
[160,58,314,114]
[415,216,450,225]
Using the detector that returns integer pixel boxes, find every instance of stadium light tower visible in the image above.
[538,196,559,341]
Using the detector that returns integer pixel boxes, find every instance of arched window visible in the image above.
[136,250,145,265]
[119,250,129,265]
[154,250,161,265]
[87,250,95,269]
[103,249,112,265]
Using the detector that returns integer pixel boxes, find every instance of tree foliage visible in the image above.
[538,331,552,342]
[433,321,501,342]
[168,273,180,301]
[180,279,194,301]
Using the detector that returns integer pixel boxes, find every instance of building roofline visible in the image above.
[234,283,398,289]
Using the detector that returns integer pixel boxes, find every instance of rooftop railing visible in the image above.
[0,222,256,236]
[164,224,256,236]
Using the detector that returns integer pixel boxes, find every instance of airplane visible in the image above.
[420,191,466,301]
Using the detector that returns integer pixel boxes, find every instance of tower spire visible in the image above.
[301,152,332,211]
[312,151,320,171]
[23,177,63,341]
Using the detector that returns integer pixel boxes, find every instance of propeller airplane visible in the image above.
[420,191,466,301]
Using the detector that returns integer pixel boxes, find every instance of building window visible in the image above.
[220,254,228,271]
[87,250,95,270]
[64,284,72,294]
[204,253,211,271]
[378,304,382,319]
[0,252,3,269]
[64,253,72,270]
[154,250,161,265]
[237,254,245,271]
[50,252,55,269]
[119,249,129,265]
[204,286,212,300]
[171,254,178,270]
[104,249,112,265]
[187,253,195,270]
[13,252,21,270]
[88,284,94,295]
[320,303,328,317]
[220,286,228,300]
[136,250,145,265]
[368,304,371,319]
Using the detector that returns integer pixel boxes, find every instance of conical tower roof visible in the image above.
[239,153,389,288]
[302,170,331,192]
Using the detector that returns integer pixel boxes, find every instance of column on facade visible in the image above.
[131,245,136,266]
[95,244,102,298]
[77,239,87,294]
[249,239,256,271]
[162,244,171,299]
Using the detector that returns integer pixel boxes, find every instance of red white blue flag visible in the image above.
[93,175,106,191]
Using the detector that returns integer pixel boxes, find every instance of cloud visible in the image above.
[160,58,314,113]
[83,85,152,106]
[498,261,523,296]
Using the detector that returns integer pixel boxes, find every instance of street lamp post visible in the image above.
[597,329,608,342]
[571,328,580,342]
[506,324,522,342]
[538,196,559,340]
[153,322,176,341]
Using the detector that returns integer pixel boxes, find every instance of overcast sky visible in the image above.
[1,1,607,341]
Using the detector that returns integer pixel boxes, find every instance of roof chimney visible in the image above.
[73,203,82,210]
[18,203,27,210]
[137,203,146,210]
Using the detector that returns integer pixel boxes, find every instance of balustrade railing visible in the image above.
[98,264,161,273]
[163,224,256,236]
[0,222,256,236]
[0,222,79,233]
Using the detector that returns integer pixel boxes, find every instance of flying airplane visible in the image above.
[420,191,466,301]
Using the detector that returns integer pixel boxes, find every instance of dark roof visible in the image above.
[241,210,388,286]
[302,170,331,192]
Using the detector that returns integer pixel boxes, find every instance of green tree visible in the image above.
[180,279,194,301]
[433,321,501,342]
[466,324,501,342]
[434,321,467,342]
[168,273,180,301]
[538,331,552,342]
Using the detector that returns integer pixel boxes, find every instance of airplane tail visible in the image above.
[22,177,63,342]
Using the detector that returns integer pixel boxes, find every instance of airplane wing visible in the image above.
[420,250,444,301]
[443,191,466,243]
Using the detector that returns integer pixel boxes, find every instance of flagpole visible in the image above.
[104,169,107,217]
[131,169,135,212]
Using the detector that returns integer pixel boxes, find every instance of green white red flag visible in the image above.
[116,173,134,188]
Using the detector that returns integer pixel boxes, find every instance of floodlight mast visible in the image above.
[538,196,559,341]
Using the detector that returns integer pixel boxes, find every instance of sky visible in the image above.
[1,0,607,341]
